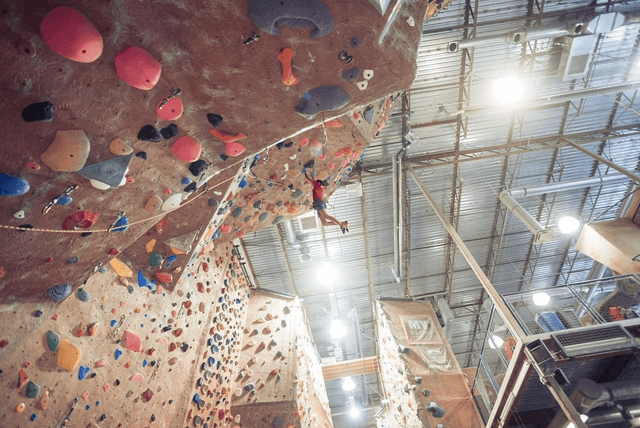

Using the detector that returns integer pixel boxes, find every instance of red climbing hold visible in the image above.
[154,272,173,284]
[114,47,161,90]
[125,330,141,352]
[156,97,183,121]
[171,136,201,162]
[209,129,246,143]
[40,6,103,63]
[62,211,99,230]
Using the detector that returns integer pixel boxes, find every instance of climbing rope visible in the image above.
[0,172,237,234]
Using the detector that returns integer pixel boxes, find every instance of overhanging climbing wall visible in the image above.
[0,0,432,301]
[230,290,333,428]
[375,299,483,428]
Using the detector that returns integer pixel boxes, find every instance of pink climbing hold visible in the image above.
[40,6,103,63]
[130,373,144,382]
[103,383,110,392]
[171,137,201,162]
[220,224,232,233]
[156,97,183,121]
[114,47,161,90]
[225,141,246,157]
[328,163,335,170]
[81,390,89,400]
[124,330,141,352]
[299,137,309,147]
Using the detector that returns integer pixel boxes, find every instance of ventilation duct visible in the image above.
[499,190,553,244]
[283,219,311,262]
[503,174,630,199]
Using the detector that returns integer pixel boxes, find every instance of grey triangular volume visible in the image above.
[78,153,133,187]
[163,230,199,253]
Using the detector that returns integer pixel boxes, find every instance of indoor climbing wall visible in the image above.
[230,291,333,428]
[0,240,249,427]
[375,299,483,428]
[0,0,434,301]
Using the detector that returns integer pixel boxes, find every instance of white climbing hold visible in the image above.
[406,16,415,26]
[89,179,110,190]
[13,210,25,219]
[357,80,368,90]
[162,193,182,211]
[363,69,374,80]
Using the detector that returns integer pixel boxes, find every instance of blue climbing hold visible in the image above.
[137,270,155,290]
[48,284,72,301]
[30,413,36,421]
[110,319,117,327]
[56,195,73,205]
[112,217,129,233]
[273,416,282,427]
[78,365,90,380]
[115,349,122,360]
[208,356,215,366]
[0,174,30,196]
[165,255,177,268]
[181,177,192,185]
[77,288,91,302]
[143,360,148,367]
[238,178,247,188]
[66,256,79,264]
[193,393,200,403]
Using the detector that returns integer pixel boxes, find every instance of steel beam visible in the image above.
[275,223,300,296]
[566,139,640,184]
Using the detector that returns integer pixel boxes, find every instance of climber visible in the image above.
[304,171,348,233]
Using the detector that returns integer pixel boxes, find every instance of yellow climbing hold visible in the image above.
[109,258,132,278]
[170,246,185,255]
[16,403,25,413]
[145,239,156,253]
[57,339,81,372]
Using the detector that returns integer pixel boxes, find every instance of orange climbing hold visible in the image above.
[18,368,29,388]
[109,258,133,278]
[156,97,184,121]
[114,47,161,90]
[209,129,246,143]
[40,6,103,63]
[277,48,298,86]
[57,339,82,372]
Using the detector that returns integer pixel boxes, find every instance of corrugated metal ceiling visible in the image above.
[242,0,640,427]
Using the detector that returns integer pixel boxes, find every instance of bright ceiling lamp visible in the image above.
[317,262,338,285]
[532,292,551,306]
[488,334,504,349]
[348,396,361,419]
[493,76,524,104]
[567,414,589,428]
[558,216,580,234]
[330,319,346,339]
[342,377,356,391]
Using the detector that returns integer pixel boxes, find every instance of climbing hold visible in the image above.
[109,138,133,156]
[125,330,142,352]
[0,174,29,197]
[160,124,178,139]
[154,272,172,283]
[66,256,79,264]
[78,365,90,380]
[48,284,72,301]
[114,47,161,90]
[40,390,49,410]
[232,207,243,218]
[189,160,209,177]
[303,159,315,168]
[22,101,54,122]
[137,125,162,142]
[248,0,334,38]
[363,69,374,80]
[207,113,223,128]
[357,80,368,90]
[46,330,61,351]
[16,403,25,413]
[77,288,91,302]
[18,368,29,387]
[351,37,360,47]
[130,373,144,382]
[26,161,41,170]
[109,258,133,277]
[137,270,155,290]
[78,153,132,187]
[57,339,82,371]
[273,416,282,427]
[223,140,245,157]
[295,85,350,119]
[114,349,122,360]
[149,252,163,267]
[142,388,154,402]
[89,179,110,190]
[62,211,99,230]
[363,105,375,124]
[156,97,183,121]
[41,130,90,172]
[135,151,147,160]
[40,6,103,62]
[341,66,361,81]
[277,48,298,86]
[112,216,129,232]
[163,230,198,253]
[406,16,415,26]
[144,195,163,212]
[162,193,182,211]
[171,136,201,162]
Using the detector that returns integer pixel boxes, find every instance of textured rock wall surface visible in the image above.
[375,299,483,428]
[230,291,333,428]
[0,241,249,428]
[0,0,428,301]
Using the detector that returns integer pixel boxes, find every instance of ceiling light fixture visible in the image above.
[532,292,551,306]
[348,396,360,419]
[488,334,504,349]
[558,216,580,234]
[493,76,524,104]
[330,319,346,339]
[317,262,338,285]
[342,376,356,391]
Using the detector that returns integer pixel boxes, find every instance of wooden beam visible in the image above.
[322,356,379,381]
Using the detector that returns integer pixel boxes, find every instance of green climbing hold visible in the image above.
[149,252,163,267]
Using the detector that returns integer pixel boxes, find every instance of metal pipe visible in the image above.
[283,219,301,249]
[392,153,400,282]
[499,190,554,244]
[587,401,640,426]
[505,174,630,198]
[566,139,640,184]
